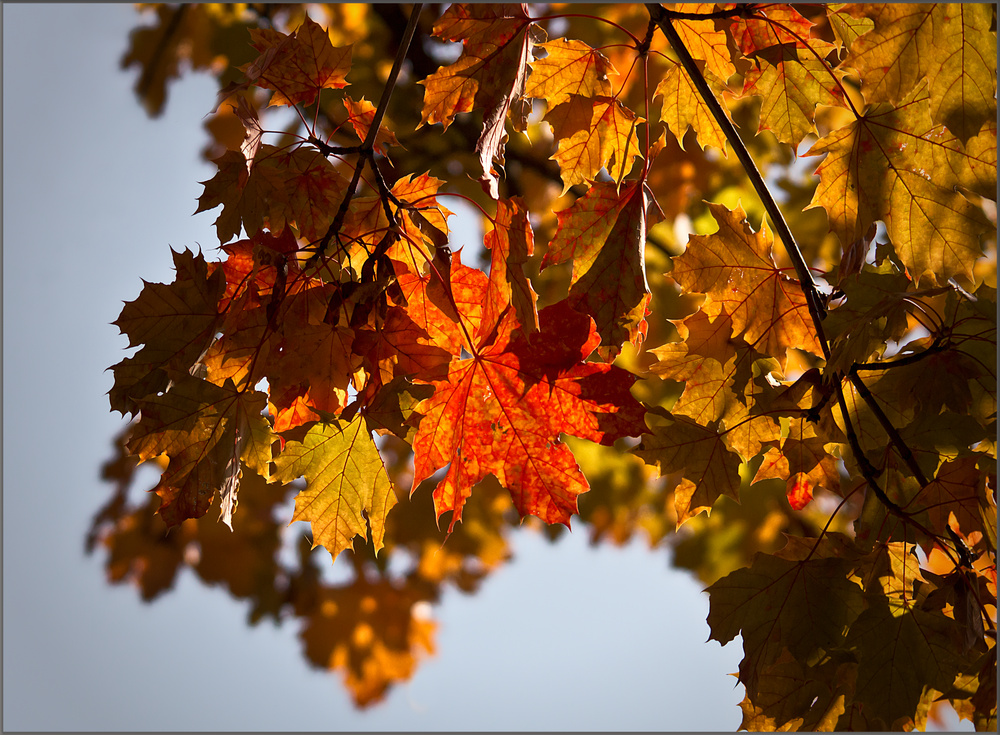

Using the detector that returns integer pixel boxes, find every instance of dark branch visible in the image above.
[309,3,424,264]
[848,371,930,487]
[853,338,947,371]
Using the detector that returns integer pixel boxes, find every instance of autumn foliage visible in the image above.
[93,3,996,729]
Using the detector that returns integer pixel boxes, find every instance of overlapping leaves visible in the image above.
[105,3,997,731]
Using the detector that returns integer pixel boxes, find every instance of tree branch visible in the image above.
[646,2,948,534]
[848,370,930,487]
[309,2,424,264]
[645,2,831,359]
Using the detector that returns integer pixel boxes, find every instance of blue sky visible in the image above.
[1,4,970,732]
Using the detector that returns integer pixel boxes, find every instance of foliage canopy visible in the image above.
[93,3,996,729]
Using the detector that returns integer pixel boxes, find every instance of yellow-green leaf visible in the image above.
[274,417,397,561]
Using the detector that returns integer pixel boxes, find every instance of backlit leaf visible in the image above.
[551,96,644,192]
[807,85,992,285]
[242,15,352,107]
[846,3,996,142]
[419,3,543,198]
[526,37,615,107]
[670,202,822,366]
[274,416,397,561]
[656,63,730,154]
[412,301,645,531]
[343,95,401,155]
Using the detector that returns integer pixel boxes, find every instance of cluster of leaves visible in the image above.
[93,3,996,728]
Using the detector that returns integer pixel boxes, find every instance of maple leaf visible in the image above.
[393,249,488,358]
[846,577,972,728]
[110,248,225,417]
[826,5,874,51]
[233,95,264,166]
[846,3,996,143]
[411,301,645,532]
[126,374,274,527]
[707,536,866,703]
[742,48,847,148]
[545,181,663,352]
[274,416,397,561]
[806,84,993,285]
[632,407,744,525]
[343,95,401,155]
[526,37,615,107]
[650,309,783,463]
[731,4,817,55]
[656,63,730,154]
[196,144,348,243]
[419,3,544,198]
[240,15,352,108]
[550,96,644,192]
[670,202,822,366]
[735,652,850,731]
[270,321,360,417]
[672,3,740,83]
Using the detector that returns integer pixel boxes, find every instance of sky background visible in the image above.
[1,4,971,732]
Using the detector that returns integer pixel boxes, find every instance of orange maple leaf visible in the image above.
[478,197,539,343]
[411,300,645,532]
[656,64,731,154]
[526,37,615,107]
[551,96,644,192]
[672,3,740,83]
[670,202,822,366]
[343,95,402,155]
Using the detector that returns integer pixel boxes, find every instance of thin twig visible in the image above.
[853,338,947,371]
[364,2,423,151]
[309,3,424,264]
[848,371,930,486]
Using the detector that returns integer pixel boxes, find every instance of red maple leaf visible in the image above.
[411,300,646,531]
